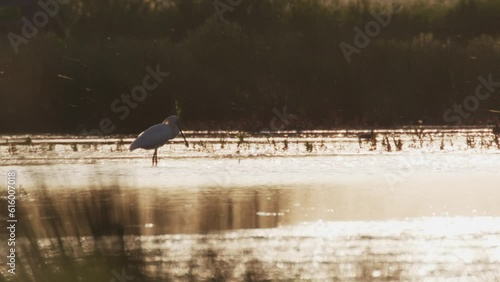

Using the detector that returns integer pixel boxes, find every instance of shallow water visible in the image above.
[1,129,500,281]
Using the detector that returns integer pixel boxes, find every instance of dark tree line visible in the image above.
[1,0,500,133]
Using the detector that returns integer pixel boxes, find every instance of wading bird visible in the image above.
[129,115,189,166]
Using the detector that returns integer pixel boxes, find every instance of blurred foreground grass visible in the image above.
[0,186,147,282]
[1,170,499,281]
[0,183,282,282]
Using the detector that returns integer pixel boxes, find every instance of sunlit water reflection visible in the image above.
[1,129,499,281]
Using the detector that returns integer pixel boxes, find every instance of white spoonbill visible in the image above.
[129,115,189,166]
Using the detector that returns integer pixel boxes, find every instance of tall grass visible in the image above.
[0,184,283,281]
[0,186,147,282]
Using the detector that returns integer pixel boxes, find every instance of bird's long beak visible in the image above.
[179,126,189,147]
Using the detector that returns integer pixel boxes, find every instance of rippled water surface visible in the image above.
[1,128,500,281]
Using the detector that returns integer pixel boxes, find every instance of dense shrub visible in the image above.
[0,0,499,133]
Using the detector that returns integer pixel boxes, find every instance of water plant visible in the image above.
[304,142,313,153]
[283,139,288,151]
[480,136,490,150]
[369,136,377,151]
[382,136,391,152]
[237,133,245,147]
[8,144,17,154]
[42,143,56,152]
[466,135,476,149]
[414,129,424,141]
[393,137,403,151]
[220,137,226,149]
[493,135,499,149]
[319,140,326,150]
[116,139,125,151]
[197,141,207,150]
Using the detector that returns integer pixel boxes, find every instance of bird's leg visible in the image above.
[154,149,158,166]
[152,149,158,166]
